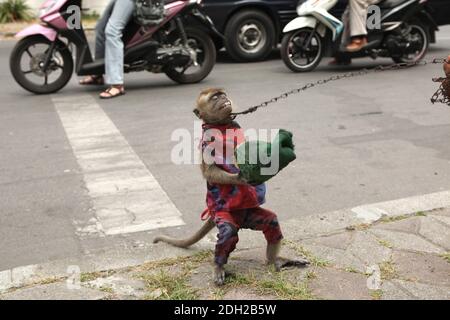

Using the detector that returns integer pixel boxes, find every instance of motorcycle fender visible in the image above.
[283,17,326,38]
[15,24,57,42]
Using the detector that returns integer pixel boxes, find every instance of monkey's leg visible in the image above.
[214,264,226,286]
[243,207,310,271]
[213,220,239,286]
[266,242,310,272]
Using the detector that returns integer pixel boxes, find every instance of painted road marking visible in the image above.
[52,95,185,235]
[352,190,450,223]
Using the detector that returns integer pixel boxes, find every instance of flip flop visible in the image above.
[99,86,126,99]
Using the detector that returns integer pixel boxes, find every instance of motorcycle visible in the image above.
[280,0,438,72]
[10,0,223,94]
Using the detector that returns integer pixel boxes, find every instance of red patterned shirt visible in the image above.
[200,122,266,212]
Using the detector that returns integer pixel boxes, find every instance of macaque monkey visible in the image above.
[154,88,309,286]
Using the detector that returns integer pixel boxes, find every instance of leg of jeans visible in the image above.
[104,0,135,85]
[95,0,116,60]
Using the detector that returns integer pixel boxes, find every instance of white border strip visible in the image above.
[52,95,185,235]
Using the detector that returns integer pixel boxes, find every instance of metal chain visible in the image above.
[231,58,449,119]
[431,76,450,106]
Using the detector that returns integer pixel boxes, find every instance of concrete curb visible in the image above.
[0,237,213,294]
[1,190,449,295]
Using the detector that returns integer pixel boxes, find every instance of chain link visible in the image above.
[231,58,449,119]
[431,74,450,106]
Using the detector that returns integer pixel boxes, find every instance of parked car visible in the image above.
[202,0,450,62]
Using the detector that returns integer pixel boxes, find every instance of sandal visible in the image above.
[99,86,125,99]
[79,75,104,85]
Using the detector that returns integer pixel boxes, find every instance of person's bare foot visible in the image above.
[346,37,368,52]
[79,75,104,85]
[99,85,125,99]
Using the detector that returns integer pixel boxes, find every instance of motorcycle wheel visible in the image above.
[10,35,73,94]
[281,28,323,73]
[391,23,429,64]
[165,28,216,84]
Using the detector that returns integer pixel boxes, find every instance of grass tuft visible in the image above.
[0,0,33,23]
[377,238,393,249]
[141,270,198,300]
[439,252,450,263]
[379,260,397,280]
[225,271,314,300]
[370,289,383,300]
[283,240,331,267]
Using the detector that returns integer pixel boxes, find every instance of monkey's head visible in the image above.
[194,88,234,124]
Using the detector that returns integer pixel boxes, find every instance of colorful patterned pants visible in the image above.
[212,207,283,266]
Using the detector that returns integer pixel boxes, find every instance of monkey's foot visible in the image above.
[214,265,226,286]
[272,257,310,271]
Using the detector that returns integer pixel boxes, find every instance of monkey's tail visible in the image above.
[153,218,215,249]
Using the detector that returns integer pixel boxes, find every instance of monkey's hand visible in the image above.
[203,164,248,185]
[271,257,310,272]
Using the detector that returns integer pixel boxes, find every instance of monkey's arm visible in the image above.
[202,163,247,185]
[445,55,450,76]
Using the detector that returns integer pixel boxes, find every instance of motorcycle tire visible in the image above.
[10,35,73,94]
[165,28,216,84]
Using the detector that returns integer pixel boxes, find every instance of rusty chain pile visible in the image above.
[431,76,450,106]
[231,58,449,119]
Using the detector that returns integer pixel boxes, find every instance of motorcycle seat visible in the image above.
[378,0,409,9]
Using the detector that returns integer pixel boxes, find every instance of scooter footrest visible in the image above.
[79,59,105,76]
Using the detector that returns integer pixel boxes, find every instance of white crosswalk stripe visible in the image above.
[52,95,185,235]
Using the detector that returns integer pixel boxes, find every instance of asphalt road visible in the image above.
[1,27,450,272]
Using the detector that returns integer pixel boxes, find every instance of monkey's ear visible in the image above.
[193,108,201,119]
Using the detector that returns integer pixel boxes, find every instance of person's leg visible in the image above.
[348,0,369,38]
[95,0,116,60]
[346,0,380,52]
[329,7,352,65]
[341,6,351,46]
[101,0,135,97]
[80,0,116,85]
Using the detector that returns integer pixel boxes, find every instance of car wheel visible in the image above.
[224,9,276,62]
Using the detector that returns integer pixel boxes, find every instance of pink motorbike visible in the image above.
[10,0,222,94]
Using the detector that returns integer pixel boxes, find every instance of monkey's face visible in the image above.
[211,91,233,114]
[195,89,234,124]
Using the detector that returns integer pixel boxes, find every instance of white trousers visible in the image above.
[342,0,382,39]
